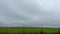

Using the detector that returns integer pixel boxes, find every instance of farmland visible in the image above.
[0,27,60,34]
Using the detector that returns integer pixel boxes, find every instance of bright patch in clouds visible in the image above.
[0,0,60,27]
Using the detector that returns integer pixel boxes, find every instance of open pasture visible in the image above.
[0,27,60,34]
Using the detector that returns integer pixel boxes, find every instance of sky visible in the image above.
[0,0,60,27]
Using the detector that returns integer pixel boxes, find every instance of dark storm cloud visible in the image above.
[0,0,60,27]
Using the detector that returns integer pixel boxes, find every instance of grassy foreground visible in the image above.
[0,27,60,33]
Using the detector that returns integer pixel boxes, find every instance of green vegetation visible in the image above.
[0,27,60,33]
[0,27,7,32]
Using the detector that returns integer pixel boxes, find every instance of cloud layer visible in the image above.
[0,0,60,27]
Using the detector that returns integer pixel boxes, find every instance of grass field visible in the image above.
[0,27,60,33]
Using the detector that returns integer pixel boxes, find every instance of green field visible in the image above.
[0,27,60,33]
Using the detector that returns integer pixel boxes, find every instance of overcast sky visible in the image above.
[0,0,60,27]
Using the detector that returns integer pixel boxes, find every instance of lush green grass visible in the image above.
[0,27,23,32]
[23,27,41,32]
[0,27,60,33]
[8,27,23,32]
[0,27,7,32]
[43,28,59,33]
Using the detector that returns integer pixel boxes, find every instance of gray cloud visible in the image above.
[0,0,60,27]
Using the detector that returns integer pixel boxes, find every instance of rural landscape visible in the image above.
[0,0,60,34]
[0,27,60,34]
